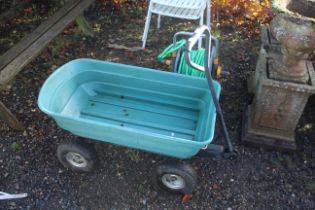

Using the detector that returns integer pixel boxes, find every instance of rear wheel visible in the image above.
[152,162,197,194]
[57,141,98,172]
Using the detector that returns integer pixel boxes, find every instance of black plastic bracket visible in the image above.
[196,144,225,158]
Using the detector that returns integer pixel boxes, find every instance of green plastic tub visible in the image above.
[38,59,221,158]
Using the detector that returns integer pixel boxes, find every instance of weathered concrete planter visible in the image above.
[242,0,315,150]
[270,0,315,83]
[243,48,315,149]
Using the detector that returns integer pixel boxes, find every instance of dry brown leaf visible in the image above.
[181,194,193,203]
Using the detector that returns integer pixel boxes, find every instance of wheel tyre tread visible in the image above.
[153,162,197,194]
[57,141,98,172]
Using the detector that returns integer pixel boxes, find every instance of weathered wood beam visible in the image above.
[0,101,24,130]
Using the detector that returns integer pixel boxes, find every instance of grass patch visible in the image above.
[137,184,145,193]
[271,158,282,169]
[9,142,21,152]
[80,181,89,189]
[307,181,315,195]
[127,150,140,163]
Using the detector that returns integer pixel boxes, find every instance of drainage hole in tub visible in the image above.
[90,103,95,106]
[120,123,124,127]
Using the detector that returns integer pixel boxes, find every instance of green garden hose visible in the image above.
[178,48,205,77]
[157,39,186,63]
[157,40,206,77]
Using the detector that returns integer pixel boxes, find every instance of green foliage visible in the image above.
[137,184,145,193]
[9,142,21,152]
[98,0,147,8]
[271,158,282,169]
[100,0,272,24]
[307,181,315,195]
[80,181,89,189]
[213,29,222,38]
[127,150,140,163]
[75,14,94,37]
[99,0,273,37]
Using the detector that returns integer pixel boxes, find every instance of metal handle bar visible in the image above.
[172,31,205,73]
[173,31,205,47]
[184,26,219,73]
[184,25,217,77]
[187,26,210,51]
[184,25,234,153]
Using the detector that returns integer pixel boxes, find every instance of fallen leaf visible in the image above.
[181,194,193,203]
[212,182,220,190]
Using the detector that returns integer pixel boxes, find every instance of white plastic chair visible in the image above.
[142,0,211,48]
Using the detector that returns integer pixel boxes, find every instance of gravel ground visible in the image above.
[1,2,315,210]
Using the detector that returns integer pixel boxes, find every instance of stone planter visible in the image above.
[242,49,315,150]
[242,0,315,150]
[269,0,315,83]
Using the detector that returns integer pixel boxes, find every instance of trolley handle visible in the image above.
[185,25,234,154]
[172,31,205,46]
[184,25,219,73]
[187,26,209,51]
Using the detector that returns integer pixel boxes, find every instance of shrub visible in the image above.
[99,0,273,35]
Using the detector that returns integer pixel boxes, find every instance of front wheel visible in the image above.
[152,162,197,194]
[57,141,98,172]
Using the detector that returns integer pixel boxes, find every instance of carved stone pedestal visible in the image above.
[242,26,315,150]
[247,26,281,94]
[244,0,315,150]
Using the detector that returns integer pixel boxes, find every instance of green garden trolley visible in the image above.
[38,26,233,194]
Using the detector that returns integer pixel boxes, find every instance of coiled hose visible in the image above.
[178,48,205,77]
[157,39,206,77]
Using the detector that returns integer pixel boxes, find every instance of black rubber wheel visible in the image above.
[152,162,197,194]
[57,141,98,172]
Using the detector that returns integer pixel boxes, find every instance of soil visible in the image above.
[1,2,315,210]
[0,1,62,55]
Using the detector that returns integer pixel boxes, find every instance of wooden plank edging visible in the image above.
[0,0,95,85]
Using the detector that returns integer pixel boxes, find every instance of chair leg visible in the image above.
[207,1,211,28]
[198,15,204,49]
[142,11,152,48]
[157,14,161,29]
